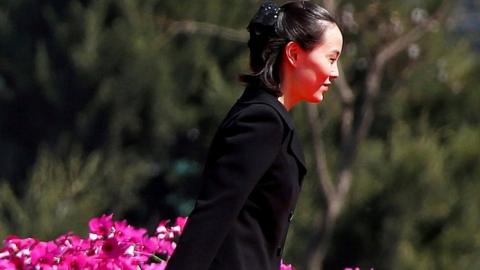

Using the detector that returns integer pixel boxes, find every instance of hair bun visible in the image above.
[247,1,280,36]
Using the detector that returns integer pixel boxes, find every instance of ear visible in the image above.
[284,41,302,67]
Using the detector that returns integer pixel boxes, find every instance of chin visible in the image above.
[305,96,323,103]
[310,92,324,103]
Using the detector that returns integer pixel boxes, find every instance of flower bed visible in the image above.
[0,214,369,270]
[0,214,295,269]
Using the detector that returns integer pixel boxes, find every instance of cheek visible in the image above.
[298,61,329,87]
[297,69,317,84]
[311,59,331,81]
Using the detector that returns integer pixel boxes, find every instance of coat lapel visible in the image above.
[288,131,307,179]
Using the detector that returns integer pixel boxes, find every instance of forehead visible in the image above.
[314,24,343,54]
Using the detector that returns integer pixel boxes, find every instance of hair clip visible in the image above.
[248,1,280,31]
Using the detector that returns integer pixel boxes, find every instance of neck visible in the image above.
[278,81,300,111]
[278,61,302,111]
[277,96,293,111]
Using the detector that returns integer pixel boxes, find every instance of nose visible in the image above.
[330,62,339,80]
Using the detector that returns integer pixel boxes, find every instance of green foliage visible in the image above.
[341,121,480,270]
[0,145,151,239]
[0,0,250,238]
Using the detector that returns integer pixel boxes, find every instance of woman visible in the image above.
[165,1,343,270]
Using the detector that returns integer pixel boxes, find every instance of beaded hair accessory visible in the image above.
[247,1,280,35]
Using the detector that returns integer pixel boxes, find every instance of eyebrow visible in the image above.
[329,50,341,57]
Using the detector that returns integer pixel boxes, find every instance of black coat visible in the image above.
[165,86,307,270]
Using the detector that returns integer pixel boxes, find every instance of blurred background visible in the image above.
[0,0,479,269]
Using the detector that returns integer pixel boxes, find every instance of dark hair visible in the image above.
[240,1,338,96]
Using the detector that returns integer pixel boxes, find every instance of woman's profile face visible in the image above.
[293,24,343,103]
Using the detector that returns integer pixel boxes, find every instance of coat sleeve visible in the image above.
[165,104,284,270]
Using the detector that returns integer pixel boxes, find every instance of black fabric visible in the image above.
[165,87,306,270]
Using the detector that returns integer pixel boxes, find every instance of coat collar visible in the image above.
[237,86,294,130]
[237,86,307,176]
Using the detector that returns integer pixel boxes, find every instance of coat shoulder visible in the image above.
[221,102,285,132]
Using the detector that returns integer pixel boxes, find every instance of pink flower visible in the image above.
[174,217,187,233]
[0,214,314,270]
[280,259,295,270]
[58,253,90,270]
[3,235,38,254]
[0,259,16,270]
[139,236,161,254]
[113,219,147,243]
[89,214,114,239]
[99,238,128,259]
[155,221,171,240]
[30,241,60,267]
[55,232,90,254]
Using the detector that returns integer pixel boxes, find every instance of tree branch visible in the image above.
[355,0,453,145]
[156,17,249,42]
[305,1,455,269]
[306,104,335,203]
